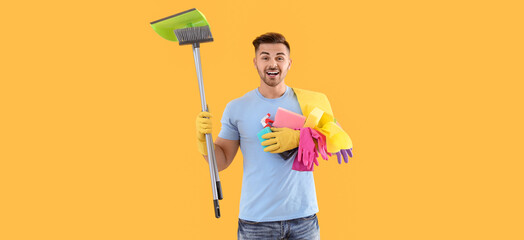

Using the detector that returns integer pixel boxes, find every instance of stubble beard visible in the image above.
[262,76,283,87]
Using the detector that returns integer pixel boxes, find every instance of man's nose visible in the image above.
[268,59,278,67]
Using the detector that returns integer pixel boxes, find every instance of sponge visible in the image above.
[257,127,272,148]
[272,107,306,129]
[304,107,324,128]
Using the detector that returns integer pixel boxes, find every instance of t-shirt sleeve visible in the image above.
[218,102,240,140]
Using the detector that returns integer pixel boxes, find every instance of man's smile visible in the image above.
[266,70,280,78]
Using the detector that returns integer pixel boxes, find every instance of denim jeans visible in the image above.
[238,214,320,240]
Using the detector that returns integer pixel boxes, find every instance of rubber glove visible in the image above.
[293,128,319,171]
[310,128,330,160]
[196,111,212,155]
[334,148,353,164]
[261,127,300,153]
[258,127,297,160]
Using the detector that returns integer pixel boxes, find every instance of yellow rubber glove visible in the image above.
[261,127,300,153]
[196,111,212,155]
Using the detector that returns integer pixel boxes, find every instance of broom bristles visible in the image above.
[174,26,214,45]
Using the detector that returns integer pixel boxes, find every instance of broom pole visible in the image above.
[192,43,221,218]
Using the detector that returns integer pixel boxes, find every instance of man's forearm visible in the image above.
[202,143,228,172]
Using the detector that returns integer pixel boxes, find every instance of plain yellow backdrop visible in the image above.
[1,0,523,239]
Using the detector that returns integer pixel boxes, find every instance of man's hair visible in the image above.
[252,32,290,53]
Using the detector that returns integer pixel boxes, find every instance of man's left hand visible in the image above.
[261,127,300,153]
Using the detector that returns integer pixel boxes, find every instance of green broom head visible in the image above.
[150,8,213,44]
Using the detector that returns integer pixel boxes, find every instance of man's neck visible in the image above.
[258,83,288,99]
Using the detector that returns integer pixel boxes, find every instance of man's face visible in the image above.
[254,43,292,87]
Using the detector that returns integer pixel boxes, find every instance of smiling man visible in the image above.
[255,42,291,89]
[195,32,351,240]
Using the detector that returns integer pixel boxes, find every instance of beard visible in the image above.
[262,76,283,87]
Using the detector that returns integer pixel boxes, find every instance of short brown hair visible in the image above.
[252,32,290,53]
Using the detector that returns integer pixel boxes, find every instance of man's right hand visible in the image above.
[196,111,213,155]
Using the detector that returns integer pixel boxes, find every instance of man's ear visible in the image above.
[253,57,257,68]
[288,58,292,70]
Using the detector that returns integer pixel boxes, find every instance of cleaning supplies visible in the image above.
[260,113,274,128]
[293,128,319,171]
[319,121,353,153]
[292,87,354,153]
[310,128,330,160]
[261,127,300,153]
[151,8,222,218]
[272,107,306,129]
[150,8,212,42]
[257,113,273,149]
[258,104,353,170]
[257,127,272,148]
[303,107,324,128]
[334,148,353,164]
[292,88,333,119]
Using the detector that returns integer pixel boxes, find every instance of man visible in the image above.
[196,32,351,239]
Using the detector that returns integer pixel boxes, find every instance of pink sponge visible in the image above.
[272,107,306,129]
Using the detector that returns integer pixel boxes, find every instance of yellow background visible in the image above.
[1,0,523,239]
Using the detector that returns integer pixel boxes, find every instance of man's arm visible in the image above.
[202,137,239,172]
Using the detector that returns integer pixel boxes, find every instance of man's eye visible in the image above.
[277,57,284,61]
[262,57,268,60]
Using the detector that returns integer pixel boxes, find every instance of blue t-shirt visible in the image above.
[218,86,318,222]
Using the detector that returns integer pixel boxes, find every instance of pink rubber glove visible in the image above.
[310,129,330,160]
[293,128,318,171]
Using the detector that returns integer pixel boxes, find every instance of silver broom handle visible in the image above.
[192,43,222,218]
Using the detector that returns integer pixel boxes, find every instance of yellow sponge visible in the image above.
[303,107,324,128]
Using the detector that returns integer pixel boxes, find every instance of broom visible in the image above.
[150,8,222,218]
